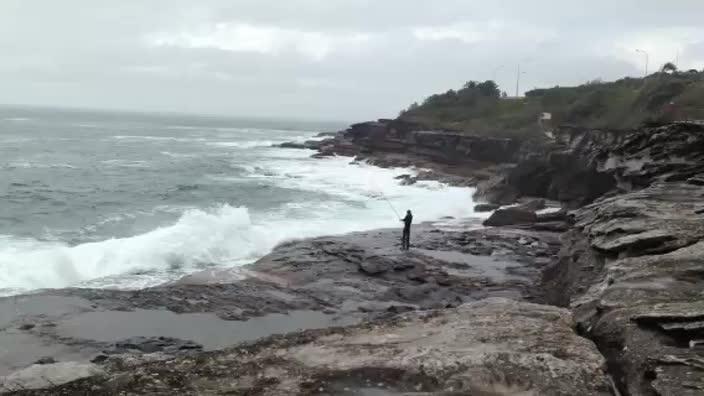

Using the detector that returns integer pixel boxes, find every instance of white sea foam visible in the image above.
[4,161,76,169]
[208,141,279,149]
[0,154,482,295]
[101,159,152,168]
[112,135,207,143]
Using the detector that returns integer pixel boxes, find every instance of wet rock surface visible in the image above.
[8,299,613,396]
[483,207,538,227]
[0,221,578,394]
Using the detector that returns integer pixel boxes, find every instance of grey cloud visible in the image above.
[0,1,703,121]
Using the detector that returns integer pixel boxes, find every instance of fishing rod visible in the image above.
[368,178,402,219]
[380,193,401,219]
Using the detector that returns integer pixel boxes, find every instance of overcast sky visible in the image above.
[1,1,703,121]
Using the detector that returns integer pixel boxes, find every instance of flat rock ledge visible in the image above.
[8,298,612,396]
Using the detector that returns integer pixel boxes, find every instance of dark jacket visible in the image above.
[402,213,413,230]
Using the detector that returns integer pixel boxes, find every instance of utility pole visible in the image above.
[636,49,649,76]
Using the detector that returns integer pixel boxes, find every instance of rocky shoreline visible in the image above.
[1,121,703,395]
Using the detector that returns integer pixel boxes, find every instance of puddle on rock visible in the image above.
[416,249,530,283]
[56,309,357,350]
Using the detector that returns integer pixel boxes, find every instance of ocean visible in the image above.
[0,107,478,296]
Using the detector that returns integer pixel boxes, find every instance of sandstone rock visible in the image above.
[544,180,704,395]
[35,299,612,395]
[0,362,103,393]
[483,207,538,227]
[574,182,704,256]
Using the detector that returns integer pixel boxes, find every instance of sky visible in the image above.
[1,0,703,121]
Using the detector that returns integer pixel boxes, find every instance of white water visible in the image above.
[0,153,479,295]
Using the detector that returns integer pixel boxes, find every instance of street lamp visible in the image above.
[636,49,649,77]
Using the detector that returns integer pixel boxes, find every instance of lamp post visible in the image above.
[636,49,649,77]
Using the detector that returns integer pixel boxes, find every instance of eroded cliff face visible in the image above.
[542,182,704,395]
[317,119,522,169]
[534,124,704,395]
[475,122,704,207]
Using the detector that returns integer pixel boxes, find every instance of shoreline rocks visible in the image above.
[3,121,703,394]
[0,221,576,394]
[20,299,612,395]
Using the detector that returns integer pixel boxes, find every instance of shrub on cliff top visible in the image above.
[399,72,704,139]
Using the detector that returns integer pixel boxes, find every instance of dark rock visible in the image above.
[34,357,57,365]
[386,305,415,314]
[310,119,523,181]
[687,175,704,186]
[358,256,389,275]
[278,140,323,150]
[483,207,538,227]
[90,354,109,364]
[315,131,339,138]
[394,174,417,186]
[536,209,567,223]
[18,323,35,331]
[109,337,203,355]
[529,221,570,232]
[278,141,306,149]
[474,203,500,212]
[479,123,704,207]
[474,174,520,205]
[516,199,546,212]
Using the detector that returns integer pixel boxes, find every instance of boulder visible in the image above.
[277,141,306,149]
[473,174,520,205]
[394,174,417,186]
[358,256,390,275]
[515,199,546,212]
[483,207,538,227]
[536,209,567,222]
[278,140,323,150]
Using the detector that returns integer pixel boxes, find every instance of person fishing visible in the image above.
[401,210,413,250]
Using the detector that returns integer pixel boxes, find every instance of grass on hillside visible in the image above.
[398,68,704,139]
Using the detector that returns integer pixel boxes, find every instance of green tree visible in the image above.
[661,62,678,74]
[477,80,500,97]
